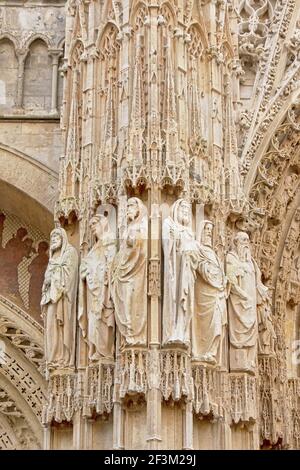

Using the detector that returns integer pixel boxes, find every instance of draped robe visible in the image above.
[111,199,148,346]
[226,251,267,372]
[193,241,227,365]
[41,228,78,369]
[162,200,198,346]
[79,232,116,360]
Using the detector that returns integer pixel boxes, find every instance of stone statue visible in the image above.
[226,231,268,373]
[258,292,276,356]
[41,227,78,370]
[162,199,198,346]
[111,197,148,347]
[192,220,227,366]
[79,215,116,361]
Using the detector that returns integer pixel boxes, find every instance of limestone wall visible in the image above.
[0,0,65,171]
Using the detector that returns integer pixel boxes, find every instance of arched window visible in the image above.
[23,39,52,113]
[0,38,18,113]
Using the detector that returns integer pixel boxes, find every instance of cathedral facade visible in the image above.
[0,0,300,450]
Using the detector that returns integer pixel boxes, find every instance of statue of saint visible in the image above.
[41,227,78,370]
[226,231,268,373]
[162,199,198,346]
[192,220,227,366]
[79,215,116,361]
[111,197,148,347]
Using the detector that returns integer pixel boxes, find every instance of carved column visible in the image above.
[146,3,162,449]
[49,49,63,115]
[15,50,27,110]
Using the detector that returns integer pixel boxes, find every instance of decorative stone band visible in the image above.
[42,370,76,424]
[119,349,148,399]
[160,350,193,402]
[88,163,214,208]
[42,351,270,427]
[192,364,224,420]
[286,378,300,449]
[258,355,283,445]
[54,197,79,222]
[230,373,257,424]
[82,362,114,417]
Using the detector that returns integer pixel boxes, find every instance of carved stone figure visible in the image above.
[111,197,148,347]
[41,227,78,369]
[226,231,268,373]
[162,199,198,346]
[192,220,227,366]
[258,293,276,356]
[79,215,116,361]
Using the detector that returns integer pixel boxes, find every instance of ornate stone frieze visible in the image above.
[230,373,257,424]
[160,350,193,402]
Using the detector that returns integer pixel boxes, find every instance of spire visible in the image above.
[162,37,181,166]
[64,69,80,198]
[224,72,243,206]
[99,75,116,182]
[128,34,145,165]
[190,58,202,144]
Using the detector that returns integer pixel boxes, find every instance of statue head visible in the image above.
[233,231,251,261]
[127,198,140,223]
[90,215,108,240]
[176,200,191,227]
[49,227,69,258]
[200,221,213,247]
[50,230,63,253]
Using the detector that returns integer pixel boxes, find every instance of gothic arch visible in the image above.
[0,372,43,448]
[160,1,178,24]
[129,0,149,24]
[0,298,46,448]
[68,38,85,66]
[0,144,58,215]
[23,33,54,53]
[96,21,120,50]
[0,413,19,449]
[0,34,19,51]
[188,21,209,50]
[0,295,44,355]
[244,91,300,195]
[0,37,18,111]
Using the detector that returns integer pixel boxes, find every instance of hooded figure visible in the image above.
[41,227,78,370]
[78,215,116,361]
[193,220,227,365]
[110,197,148,347]
[162,199,198,346]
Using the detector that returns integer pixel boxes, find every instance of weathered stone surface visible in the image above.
[1,0,300,451]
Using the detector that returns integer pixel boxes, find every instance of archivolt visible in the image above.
[0,143,58,214]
